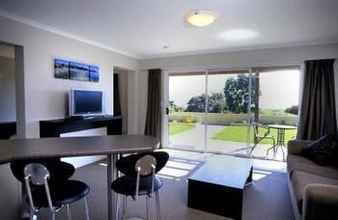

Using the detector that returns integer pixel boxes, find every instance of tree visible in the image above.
[285,105,298,115]
[185,94,207,112]
[208,93,226,113]
[223,75,257,113]
[185,93,226,113]
[169,100,183,113]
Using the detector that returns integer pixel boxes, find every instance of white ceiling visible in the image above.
[1,0,338,59]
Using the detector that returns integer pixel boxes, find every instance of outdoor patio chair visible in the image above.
[250,122,275,154]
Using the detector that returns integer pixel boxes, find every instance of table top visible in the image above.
[189,155,252,189]
[0,135,159,164]
[268,124,297,130]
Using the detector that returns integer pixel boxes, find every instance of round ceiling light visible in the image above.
[186,10,216,27]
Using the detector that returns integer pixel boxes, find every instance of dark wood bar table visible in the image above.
[0,135,159,220]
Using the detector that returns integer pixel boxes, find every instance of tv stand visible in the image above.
[40,115,122,137]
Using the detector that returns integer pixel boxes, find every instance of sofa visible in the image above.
[287,140,338,220]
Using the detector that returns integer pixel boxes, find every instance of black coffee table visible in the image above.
[188,155,253,220]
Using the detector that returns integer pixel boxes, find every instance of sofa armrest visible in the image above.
[287,140,312,155]
[303,184,338,220]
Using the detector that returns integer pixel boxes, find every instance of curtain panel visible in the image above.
[144,69,162,141]
[297,59,337,140]
[113,73,121,116]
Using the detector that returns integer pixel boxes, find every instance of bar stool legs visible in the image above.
[117,194,161,220]
[66,204,72,220]
[65,197,90,220]
[155,192,161,220]
[146,196,150,220]
[51,212,56,220]
[84,197,90,220]
[122,196,127,219]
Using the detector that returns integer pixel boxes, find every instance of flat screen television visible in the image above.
[69,89,104,116]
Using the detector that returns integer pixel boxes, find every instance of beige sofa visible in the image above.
[287,140,338,220]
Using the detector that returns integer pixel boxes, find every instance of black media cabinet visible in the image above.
[39,115,122,138]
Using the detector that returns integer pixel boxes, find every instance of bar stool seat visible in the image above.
[112,176,163,197]
[30,180,90,208]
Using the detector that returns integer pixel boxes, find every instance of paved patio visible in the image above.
[169,124,287,161]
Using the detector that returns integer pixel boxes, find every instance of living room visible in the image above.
[0,1,338,220]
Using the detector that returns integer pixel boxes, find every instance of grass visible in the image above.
[212,125,297,144]
[169,122,195,135]
[169,110,298,144]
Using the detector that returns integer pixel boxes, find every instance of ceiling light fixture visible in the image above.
[186,10,216,27]
[219,29,259,41]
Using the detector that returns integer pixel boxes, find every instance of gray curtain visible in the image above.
[113,73,121,116]
[144,69,162,140]
[297,59,337,140]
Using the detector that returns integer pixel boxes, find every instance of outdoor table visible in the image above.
[267,124,297,160]
[0,135,159,220]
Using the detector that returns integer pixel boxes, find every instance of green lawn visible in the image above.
[169,122,195,135]
[212,125,297,144]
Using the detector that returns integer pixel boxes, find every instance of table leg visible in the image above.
[107,154,118,220]
[107,154,113,220]
[21,183,30,219]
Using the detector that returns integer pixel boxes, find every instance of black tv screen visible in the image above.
[72,90,103,115]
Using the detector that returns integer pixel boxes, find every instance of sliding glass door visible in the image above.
[206,72,256,155]
[164,67,300,160]
[168,73,206,151]
[166,70,255,156]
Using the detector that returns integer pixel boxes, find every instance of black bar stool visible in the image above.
[24,163,90,220]
[111,151,169,220]
[11,158,75,183]
[11,158,76,219]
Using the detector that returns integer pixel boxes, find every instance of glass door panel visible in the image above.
[250,69,300,160]
[168,74,206,152]
[206,72,254,156]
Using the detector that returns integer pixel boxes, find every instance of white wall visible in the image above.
[140,44,338,70]
[0,56,16,122]
[0,16,139,138]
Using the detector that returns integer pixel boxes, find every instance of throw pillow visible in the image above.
[300,134,337,166]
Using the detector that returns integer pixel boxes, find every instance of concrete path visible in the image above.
[169,124,286,161]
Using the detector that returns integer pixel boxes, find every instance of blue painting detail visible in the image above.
[69,62,90,81]
[89,65,100,82]
[54,59,69,79]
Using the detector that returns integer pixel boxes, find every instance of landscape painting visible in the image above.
[54,59,69,79]
[89,65,100,82]
[54,59,99,82]
[69,62,90,81]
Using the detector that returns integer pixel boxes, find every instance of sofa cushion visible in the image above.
[300,134,337,166]
[288,154,338,180]
[290,170,338,213]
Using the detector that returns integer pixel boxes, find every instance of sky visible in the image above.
[169,69,300,110]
